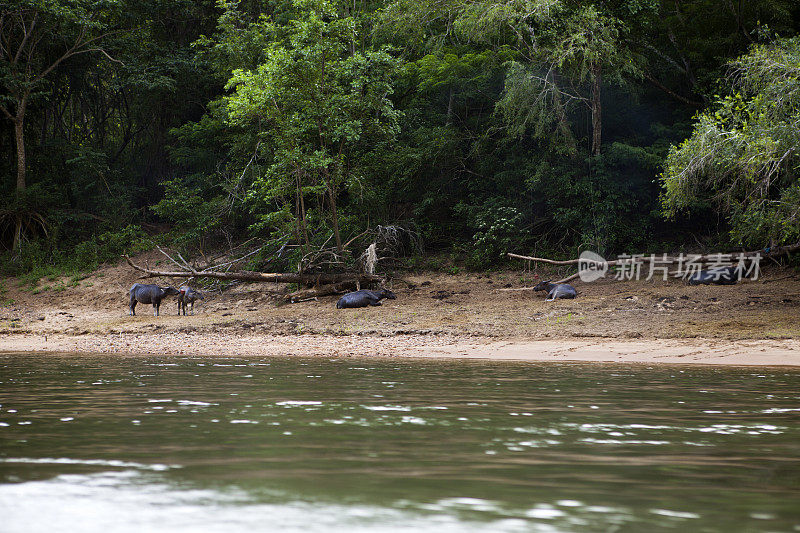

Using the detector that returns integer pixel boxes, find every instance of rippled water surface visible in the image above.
[1,353,800,532]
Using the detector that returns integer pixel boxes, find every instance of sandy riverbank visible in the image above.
[2,332,800,366]
[1,250,799,366]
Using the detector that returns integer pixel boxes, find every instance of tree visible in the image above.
[0,0,118,248]
[382,0,642,156]
[225,0,401,254]
[508,6,628,155]
[662,36,800,247]
[637,0,798,108]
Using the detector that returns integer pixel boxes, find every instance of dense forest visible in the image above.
[2,0,799,276]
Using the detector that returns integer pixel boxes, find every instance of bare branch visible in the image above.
[156,245,192,272]
[507,242,800,286]
[12,10,36,65]
[0,103,12,121]
[33,28,123,83]
[642,71,704,107]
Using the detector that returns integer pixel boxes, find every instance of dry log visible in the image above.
[285,281,360,302]
[499,272,581,290]
[124,255,383,286]
[507,253,592,266]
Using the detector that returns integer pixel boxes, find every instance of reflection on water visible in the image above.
[1,353,799,532]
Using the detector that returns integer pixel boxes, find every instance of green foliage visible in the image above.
[729,184,800,246]
[0,224,147,280]
[152,177,230,250]
[224,0,403,249]
[454,199,523,268]
[662,36,800,246]
[193,0,279,79]
[2,0,799,274]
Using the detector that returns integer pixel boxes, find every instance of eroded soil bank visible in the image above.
[1,251,799,365]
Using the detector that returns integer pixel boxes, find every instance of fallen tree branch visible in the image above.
[499,271,581,289]
[553,272,581,285]
[156,245,187,270]
[506,241,800,287]
[285,280,361,302]
[507,253,591,266]
[124,255,383,285]
[508,242,800,267]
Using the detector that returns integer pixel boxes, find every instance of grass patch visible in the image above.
[52,282,67,293]
[0,281,13,306]
[1,224,148,284]
[15,264,78,289]
[70,273,91,283]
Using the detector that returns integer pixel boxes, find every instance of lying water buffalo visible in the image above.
[336,288,396,309]
[533,280,577,301]
[129,283,180,316]
[687,266,741,285]
[177,286,204,315]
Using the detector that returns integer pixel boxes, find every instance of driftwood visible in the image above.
[124,255,383,286]
[286,277,412,302]
[505,254,674,286]
[285,281,361,302]
[500,272,582,289]
[505,241,800,288]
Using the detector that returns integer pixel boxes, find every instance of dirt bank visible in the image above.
[1,251,799,365]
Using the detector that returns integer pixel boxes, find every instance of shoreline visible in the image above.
[2,253,800,367]
[2,333,800,366]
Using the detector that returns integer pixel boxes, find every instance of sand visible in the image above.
[3,333,800,366]
[1,250,799,366]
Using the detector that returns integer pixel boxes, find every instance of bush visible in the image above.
[0,225,148,281]
[454,199,523,269]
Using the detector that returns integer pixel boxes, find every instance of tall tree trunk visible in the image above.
[295,170,310,248]
[14,112,26,192]
[320,165,343,252]
[590,63,602,156]
[445,87,454,126]
[294,189,302,244]
[12,98,28,251]
[328,186,342,252]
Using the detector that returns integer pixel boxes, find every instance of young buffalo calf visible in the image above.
[177,286,204,315]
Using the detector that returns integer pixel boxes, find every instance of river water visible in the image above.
[1,353,799,532]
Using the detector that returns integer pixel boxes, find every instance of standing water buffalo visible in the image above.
[177,286,204,315]
[533,280,577,301]
[687,266,741,285]
[128,283,180,316]
[336,288,396,309]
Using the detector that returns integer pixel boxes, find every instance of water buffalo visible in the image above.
[687,266,741,285]
[533,280,577,301]
[128,283,180,316]
[336,289,396,309]
[178,286,204,315]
